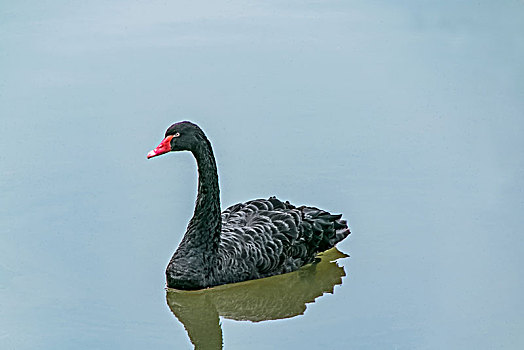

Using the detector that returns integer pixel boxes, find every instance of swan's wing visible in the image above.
[219,197,350,280]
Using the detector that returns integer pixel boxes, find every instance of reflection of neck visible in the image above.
[181,136,221,252]
[167,293,223,350]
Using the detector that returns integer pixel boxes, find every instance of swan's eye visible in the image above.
[174,132,180,138]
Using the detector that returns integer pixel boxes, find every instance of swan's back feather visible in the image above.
[214,197,350,285]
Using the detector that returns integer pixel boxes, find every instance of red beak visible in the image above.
[147,135,174,159]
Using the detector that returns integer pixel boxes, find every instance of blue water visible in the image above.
[2,1,523,349]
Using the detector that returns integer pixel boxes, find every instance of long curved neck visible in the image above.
[183,136,221,251]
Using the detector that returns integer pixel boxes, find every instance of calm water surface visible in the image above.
[2,1,524,349]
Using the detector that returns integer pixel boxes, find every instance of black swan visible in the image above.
[147,121,350,290]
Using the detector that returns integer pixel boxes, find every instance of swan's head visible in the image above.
[147,121,204,159]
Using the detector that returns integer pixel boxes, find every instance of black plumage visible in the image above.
[147,121,350,290]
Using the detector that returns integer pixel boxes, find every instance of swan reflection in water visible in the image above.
[166,247,349,349]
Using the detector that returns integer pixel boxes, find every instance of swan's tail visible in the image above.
[299,206,351,253]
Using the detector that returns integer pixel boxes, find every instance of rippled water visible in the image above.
[2,1,524,349]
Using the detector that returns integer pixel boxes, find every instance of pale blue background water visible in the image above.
[1,1,523,349]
